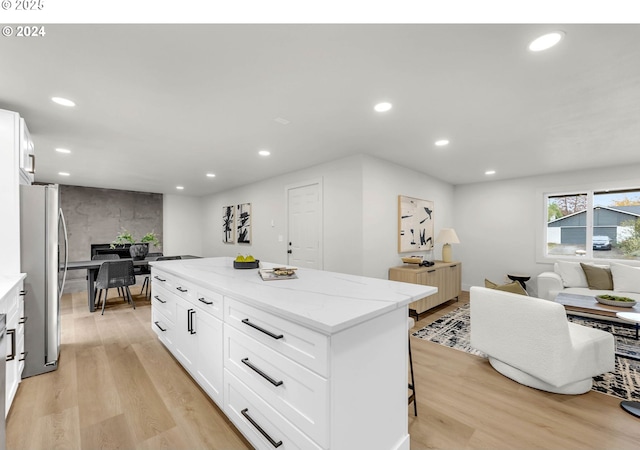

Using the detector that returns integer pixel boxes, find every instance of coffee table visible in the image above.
[555,292,640,339]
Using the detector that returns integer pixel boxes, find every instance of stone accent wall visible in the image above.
[60,185,163,293]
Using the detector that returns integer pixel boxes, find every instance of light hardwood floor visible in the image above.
[6,290,640,449]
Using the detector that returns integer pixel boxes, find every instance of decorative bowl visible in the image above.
[233,260,260,269]
[401,256,423,264]
[596,294,637,308]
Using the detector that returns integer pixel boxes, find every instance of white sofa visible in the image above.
[537,260,640,302]
[470,286,615,394]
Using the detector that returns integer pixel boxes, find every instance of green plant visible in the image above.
[110,228,161,249]
[619,219,640,257]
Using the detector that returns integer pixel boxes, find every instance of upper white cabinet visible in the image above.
[0,109,23,274]
[19,118,35,185]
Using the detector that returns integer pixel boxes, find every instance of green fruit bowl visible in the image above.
[233,260,260,269]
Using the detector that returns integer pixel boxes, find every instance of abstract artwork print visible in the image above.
[223,205,235,243]
[398,195,434,253]
[237,203,251,244]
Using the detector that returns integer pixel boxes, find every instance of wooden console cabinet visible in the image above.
[389,261,461,317]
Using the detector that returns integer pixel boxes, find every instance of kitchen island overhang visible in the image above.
[149,257,436,335]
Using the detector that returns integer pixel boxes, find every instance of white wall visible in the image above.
[195,154,456,280]
[453,163,640,295]
[163,194,204,257]
[201,155,364,275]
[362,156,455,279]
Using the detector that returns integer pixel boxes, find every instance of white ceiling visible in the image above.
[2,24,640,196]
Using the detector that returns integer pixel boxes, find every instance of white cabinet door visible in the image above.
[174,298,197,371]
[193,308,223,406]
[19,118,34,185]
[173,296,224,406]
[4,279,24,417]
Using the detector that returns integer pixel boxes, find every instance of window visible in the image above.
[544,188,640,261]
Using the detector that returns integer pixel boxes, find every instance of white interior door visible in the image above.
[287,180,322,269]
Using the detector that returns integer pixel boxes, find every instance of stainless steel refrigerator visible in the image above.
[19,184,68,378]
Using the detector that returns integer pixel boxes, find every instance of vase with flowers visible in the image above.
[110,228,161,260]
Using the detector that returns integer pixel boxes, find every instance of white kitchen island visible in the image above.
[149,257,436,450]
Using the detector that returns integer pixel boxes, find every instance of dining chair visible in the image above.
[138,252,163,298]
[156,256,182,261]
[91,253,124,300]
[95,260,137,315]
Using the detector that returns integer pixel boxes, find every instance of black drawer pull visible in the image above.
[153,295,167,304]
[241,358,284,387]
[241,408,283,448]
[176,286,188,293]
[19,316,27,324]
[427,269,436,273]
[6,329,16,362]
[154,321,167,332]
[153,276,166,282]
[19,290,27,296]
[198,297,213,305]
[241,319,283,340]
[19,351,28,362]
[188,309,196,334]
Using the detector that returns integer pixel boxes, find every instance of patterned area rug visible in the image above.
[412,303,640,400]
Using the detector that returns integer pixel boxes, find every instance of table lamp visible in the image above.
[436,228,460,263]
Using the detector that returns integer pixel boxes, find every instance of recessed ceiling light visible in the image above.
[374,102,392,112]
[435,139,450,147]
[176,186,184,190]
[58,172,70,176]
[528,31,564,52]
[274,117,290,125]
[258,150,271,156]
[485,170,496,175]
[55,148,71,154]
[206,173,216,178]
[51,97,76,107]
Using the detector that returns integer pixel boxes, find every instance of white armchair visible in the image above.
[470,286,615,394]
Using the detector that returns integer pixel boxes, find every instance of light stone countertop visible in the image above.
[151,257,437,334]
[0,273,26,301]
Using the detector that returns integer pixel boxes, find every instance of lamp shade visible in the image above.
[436,228,460,244]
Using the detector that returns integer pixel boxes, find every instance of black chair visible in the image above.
[137,252,163,298]
[95,260,137,315]
[91,254,124,299]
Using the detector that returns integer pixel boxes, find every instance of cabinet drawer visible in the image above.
[225,325,328,447]
[152,307,174,349]
[151,284,176,321]
[151,269,175,291]
[193,286,223,320]
[172,278,197,303]
[225,370,322,450]
[225,297,328,376]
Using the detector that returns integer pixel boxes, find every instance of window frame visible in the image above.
[537,183,640,264]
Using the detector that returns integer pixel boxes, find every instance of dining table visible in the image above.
[66,255,200,312]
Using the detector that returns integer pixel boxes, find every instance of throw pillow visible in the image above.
[484,279,528,296]
[556,260,588,288]
[580,263,613,290]
[610,263,640,294]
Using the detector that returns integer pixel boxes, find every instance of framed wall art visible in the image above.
[222,205,235,243]
[237,202,252,244]
[398,195,434,253]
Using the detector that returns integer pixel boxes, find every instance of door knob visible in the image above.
[287,250,292,254]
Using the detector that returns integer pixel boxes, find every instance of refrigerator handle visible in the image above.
[59,208,69,299]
